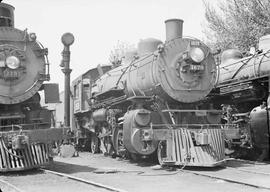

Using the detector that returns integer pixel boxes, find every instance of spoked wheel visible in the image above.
[90,134,99,154]
[112,126,126,157]
[157,140,167,165]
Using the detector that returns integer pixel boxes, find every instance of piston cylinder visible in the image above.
[250,105,269,149]
[123,109,158,155]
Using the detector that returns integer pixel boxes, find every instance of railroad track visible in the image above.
[42,158,270,191]
[0,158,269,192]
[41,159,270,191]
[0,178,25,192]
[0,169,128,192]
[181,159,270,191]
[40,168,127,192]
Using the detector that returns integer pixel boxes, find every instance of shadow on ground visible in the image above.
[45,161,97,174]
[0,162,97,176]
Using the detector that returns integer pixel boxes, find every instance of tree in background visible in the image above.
[109,40,135,68]
[204,0,270,53]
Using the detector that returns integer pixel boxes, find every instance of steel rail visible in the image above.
[226,166,270,176]
[0,178,26,192]
[224,158,270,176]
[181,159,270,191]
[41,168,128,192]
[183,169,270,190]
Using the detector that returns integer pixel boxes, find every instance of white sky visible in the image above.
[6,0,208,91]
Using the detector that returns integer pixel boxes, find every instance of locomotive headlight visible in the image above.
[189,47,205,63]
[6,56,20,69]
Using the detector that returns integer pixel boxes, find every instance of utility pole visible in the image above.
[60,32,74,127]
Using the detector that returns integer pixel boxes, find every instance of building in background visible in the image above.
[41,91,73,128]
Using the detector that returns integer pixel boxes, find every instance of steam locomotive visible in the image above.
[213,35,270,160]
[72,19,225,167]
[0,2,67,172]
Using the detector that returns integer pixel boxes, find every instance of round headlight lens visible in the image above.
[6,56,20,69]
[189,47,205,63]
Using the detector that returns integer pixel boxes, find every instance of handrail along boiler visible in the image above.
[0,2,67,172]
[73,19,225,166]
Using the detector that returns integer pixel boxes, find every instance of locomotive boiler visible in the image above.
[215,35,270,160]
[0,2,66,172]
[73,19,226,167]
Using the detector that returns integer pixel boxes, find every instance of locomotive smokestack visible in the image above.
[0,3,14,27]
[165,19,183,41]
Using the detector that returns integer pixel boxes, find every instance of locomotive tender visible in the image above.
[73,19,226,167]
[0,2,66,172]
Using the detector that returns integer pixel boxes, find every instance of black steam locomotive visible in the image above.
[0,2,67,172]
[72,19,226,167]
[213,35,270,160]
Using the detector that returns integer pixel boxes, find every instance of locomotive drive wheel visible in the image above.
[112,127,126,157]
[90,134,99,154]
